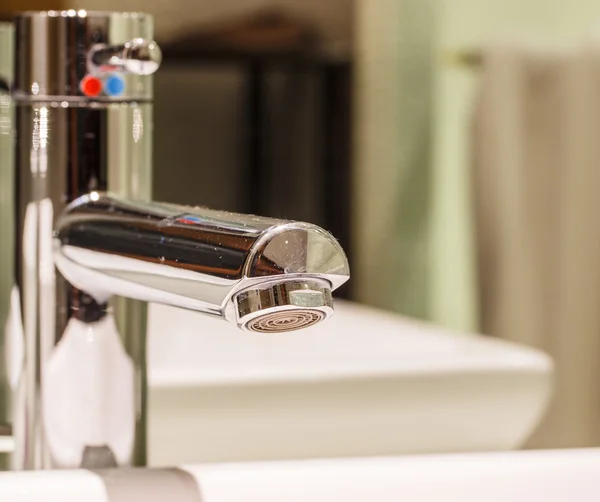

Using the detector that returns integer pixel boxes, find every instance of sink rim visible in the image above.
[148,301,553,388]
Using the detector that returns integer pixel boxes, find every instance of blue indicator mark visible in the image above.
[104,74,125,97]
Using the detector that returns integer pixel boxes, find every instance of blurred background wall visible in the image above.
[431,0,600,330]
[353,0,435,322]
[355,0,600,333]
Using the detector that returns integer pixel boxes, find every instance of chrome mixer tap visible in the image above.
[1,11,349,470]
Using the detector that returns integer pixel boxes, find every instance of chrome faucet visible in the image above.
[1,11,349,470]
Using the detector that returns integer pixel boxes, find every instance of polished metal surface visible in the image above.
[13,11,158,101]
[246,309,325,333]
[54,193,348,328]
[10,12,153,470]
[235,279,334,332]
[89,37,162,76]
[11,101,152,470]
[7,10,349,472]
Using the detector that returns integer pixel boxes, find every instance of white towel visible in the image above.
[474,41,600,448]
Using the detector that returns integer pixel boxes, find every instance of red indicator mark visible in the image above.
[80,75,102,97]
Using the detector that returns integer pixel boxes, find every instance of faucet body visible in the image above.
[10,11,155,470]
[3,11,349,470]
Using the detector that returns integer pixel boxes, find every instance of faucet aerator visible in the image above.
[234,280,334,333]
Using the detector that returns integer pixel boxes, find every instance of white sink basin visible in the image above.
[147,300,552,466]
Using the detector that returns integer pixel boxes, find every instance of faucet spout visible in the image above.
[54,193,350,332]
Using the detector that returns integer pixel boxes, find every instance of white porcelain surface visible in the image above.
[186,449,600,502]
[2,449,600,501]
[147,300,553,465]
[0,470,107,502]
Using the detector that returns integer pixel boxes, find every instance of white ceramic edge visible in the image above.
[148,355,553,388]
[0,469,108,502]
[2,449,600,502]
[148,299,554,388]
[181,449,600,502]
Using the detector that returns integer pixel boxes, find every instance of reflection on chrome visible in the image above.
[43,312,135,468]
[54,193,349,330]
